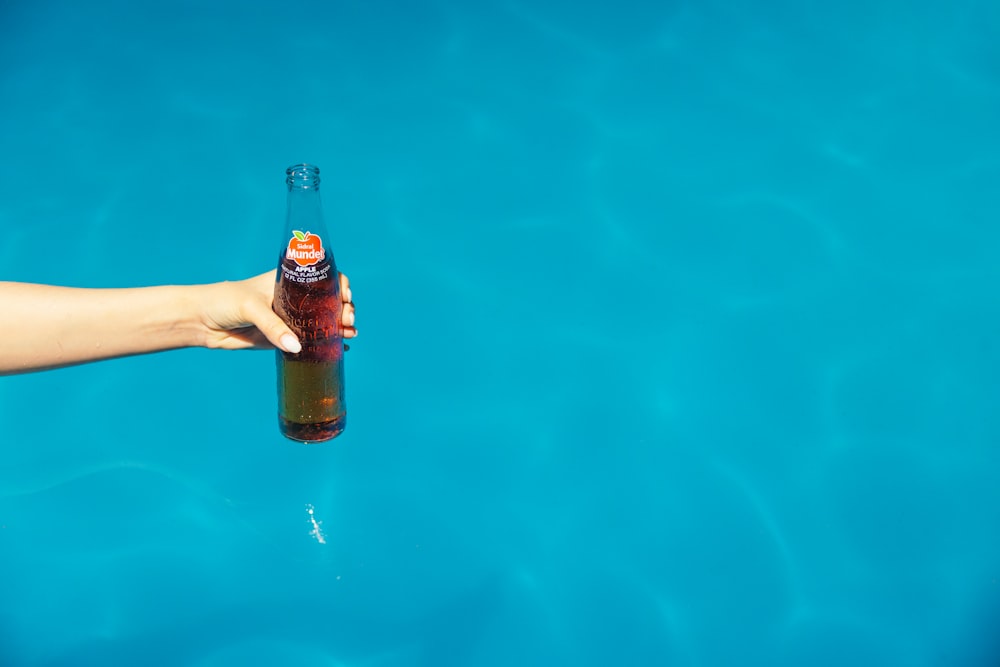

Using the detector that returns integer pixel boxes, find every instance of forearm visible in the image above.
[0,270,343,375]
[0,282,206,375]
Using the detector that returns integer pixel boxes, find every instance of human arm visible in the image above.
[0,270,356,375]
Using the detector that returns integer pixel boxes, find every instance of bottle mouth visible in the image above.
[286,163,321,188]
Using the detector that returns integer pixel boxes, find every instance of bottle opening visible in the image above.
[286,163,321,189]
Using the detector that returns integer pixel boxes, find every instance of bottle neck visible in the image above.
[286,163,320,190]
[286,187,324,226]
[284,164,326,233]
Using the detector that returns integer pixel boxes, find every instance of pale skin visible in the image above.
[0,270,356,376]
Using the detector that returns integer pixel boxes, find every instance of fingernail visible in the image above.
[280,333,301,354]
[347,311,355,327]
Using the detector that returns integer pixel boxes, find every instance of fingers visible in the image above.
[341,302,356,336]
[243,297,301,353]
[338,272,356,338]
[339,272,352,303]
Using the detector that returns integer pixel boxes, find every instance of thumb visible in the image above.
[245,299,301,353]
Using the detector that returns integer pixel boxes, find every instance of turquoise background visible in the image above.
[2,0,1000,664]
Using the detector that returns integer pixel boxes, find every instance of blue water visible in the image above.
[2,0,1000,664]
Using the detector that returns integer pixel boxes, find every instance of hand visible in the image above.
[199,270,356,353]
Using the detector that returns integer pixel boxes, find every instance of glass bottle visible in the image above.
[272,163,346,442]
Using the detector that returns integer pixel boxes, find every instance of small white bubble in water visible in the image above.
[305,503,327,544]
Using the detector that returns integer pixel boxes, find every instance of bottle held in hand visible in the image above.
[272,163,346,443]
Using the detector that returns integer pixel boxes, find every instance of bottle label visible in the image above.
[286,230,325,266]
[282,230,333,284]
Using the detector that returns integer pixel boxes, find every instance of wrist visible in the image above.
[154,284,212,350]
